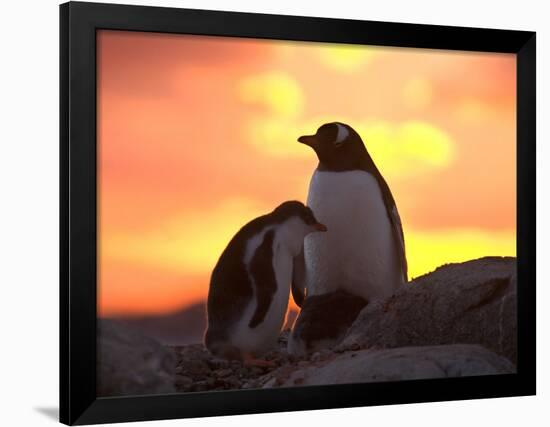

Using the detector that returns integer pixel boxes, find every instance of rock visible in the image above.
[96,257,517,395]
[193,381,210,392]
[97,320,176,397]
[279,344,514,387]
[175,375,193,390]
[178,358,211,378]
[291,370,306,385]
[250,366,265,375]
[242,379,260,389]
[224,376,241,388]
[262,377,278,388]
[342,257,517,363]
[310,352,322,362]
[207,357,230,370]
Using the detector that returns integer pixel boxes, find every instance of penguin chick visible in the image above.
[204,201,327,364]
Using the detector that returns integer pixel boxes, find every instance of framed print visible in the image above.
[60,1,536,425]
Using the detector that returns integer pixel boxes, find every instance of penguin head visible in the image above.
[298,122,367,170]
[272,201,327,235]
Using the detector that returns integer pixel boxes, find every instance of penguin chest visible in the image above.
[305,170,401,299]
[231,234,292,354]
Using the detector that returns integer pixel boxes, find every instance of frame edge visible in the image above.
[60,2,70,424]
[516,32,536,396]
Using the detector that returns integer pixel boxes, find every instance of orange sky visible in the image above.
[97,30,516,316]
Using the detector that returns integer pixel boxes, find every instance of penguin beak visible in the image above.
[298,134,317,148]
[313,223,328,232]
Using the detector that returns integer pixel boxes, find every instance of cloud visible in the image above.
[316,43,376,72]
[242,115,341,159]
[98,30,273,97]
[242,116,455,178]
[238,72,304,117]
[356,120,454,177]
[402,77,433,110]
[102,198,269,276]
[453,98,503,123]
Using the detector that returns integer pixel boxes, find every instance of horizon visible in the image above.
[101,254,516,320]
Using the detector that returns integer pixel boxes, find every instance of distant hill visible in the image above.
[105,301,298,346]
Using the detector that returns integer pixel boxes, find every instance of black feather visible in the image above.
[206,215,270,342]
[248,229,277,328]
[291,247,306,307]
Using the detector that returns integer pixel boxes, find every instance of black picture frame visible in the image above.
[60,1,536,425]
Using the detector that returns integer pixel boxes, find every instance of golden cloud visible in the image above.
[101,198,269,275]
[238,72,304,117]
[454,98,500,123]
[316,43,376,72]
[243,116,455,178]
[402,77,433,110]
[243,115,340,158]
[357,120,454,177]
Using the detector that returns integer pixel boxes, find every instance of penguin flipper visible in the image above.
[373,172,408,283]
[291,246,306,308]
[390,204,408,282]
[248,230,277,329]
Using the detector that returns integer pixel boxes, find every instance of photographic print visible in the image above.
[96,30,517,397]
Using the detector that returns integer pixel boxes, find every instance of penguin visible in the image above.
[295,122,408,302]
[204,201,327,364]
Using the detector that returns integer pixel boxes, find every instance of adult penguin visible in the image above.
[294,122,407,303]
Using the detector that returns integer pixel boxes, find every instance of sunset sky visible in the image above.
[97,30,516,316]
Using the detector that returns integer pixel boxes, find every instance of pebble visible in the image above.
[215,368,233,378]
[175,375,193,388]
[292,370,306,385]
[193,381,209,392]
[171,337,345,393]
[310,352,322,362]
[249,367,264,376]
[180,359,210,376]
[236,367,249,377]
[208,357,230,369]
[242,380,259,389]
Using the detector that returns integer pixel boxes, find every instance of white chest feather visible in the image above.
[305,170,402,300]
